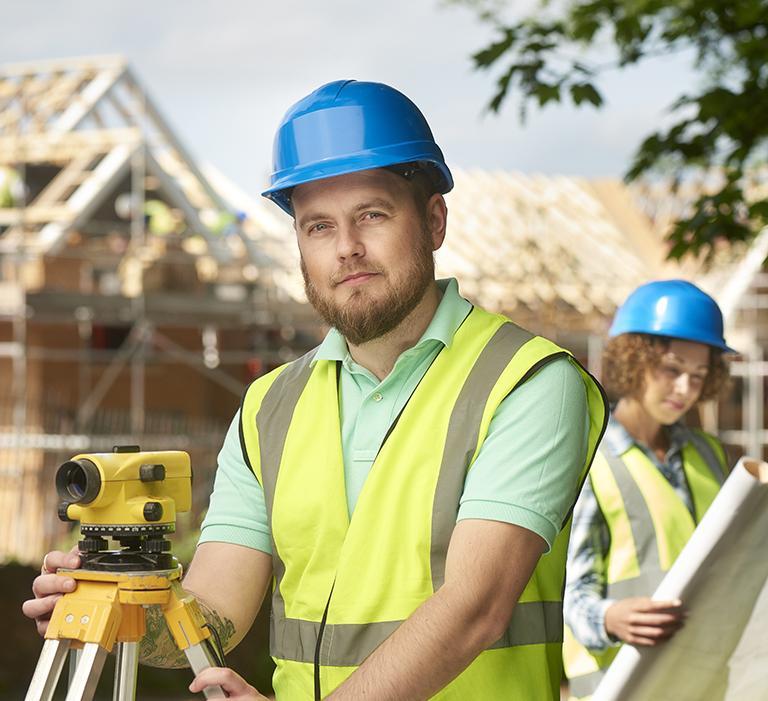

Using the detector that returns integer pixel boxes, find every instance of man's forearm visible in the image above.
[326,520,546,701]
[325,581,505,701]
[139,599,237,669]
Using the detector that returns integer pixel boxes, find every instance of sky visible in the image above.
[1,0,698,196]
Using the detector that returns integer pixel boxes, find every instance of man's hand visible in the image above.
[21,547,81,637]
[189,667,270,700]
[604,597,685,646]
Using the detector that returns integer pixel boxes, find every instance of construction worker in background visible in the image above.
[203,208,246,236]
[25,80,608,700]
[563,280,734,700]
[143,198,185,236]
[0,165,24,208]
[115,193,185,236]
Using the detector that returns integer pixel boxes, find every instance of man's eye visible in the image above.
[363,212,383,221]
[309,223,328,233]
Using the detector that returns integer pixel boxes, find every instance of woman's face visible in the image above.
[640,339,711,425]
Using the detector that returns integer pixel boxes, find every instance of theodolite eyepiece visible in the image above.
[56,459,101,504]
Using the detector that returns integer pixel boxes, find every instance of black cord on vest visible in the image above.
[314,583,335,701]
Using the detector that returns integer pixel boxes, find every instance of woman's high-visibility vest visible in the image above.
[240,306,608,700]
[563,431,727,700]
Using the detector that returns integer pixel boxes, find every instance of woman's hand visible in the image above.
[604,596,685,646]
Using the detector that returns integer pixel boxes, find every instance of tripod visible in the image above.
[25,566,226,700]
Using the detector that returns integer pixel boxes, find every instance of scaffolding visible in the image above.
[0,55,320,563]
[701,231,768,461]
[2,55,766,564]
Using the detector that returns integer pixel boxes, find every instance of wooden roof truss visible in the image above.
[0,55,272,267]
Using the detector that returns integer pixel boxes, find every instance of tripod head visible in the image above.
[56,445,191,571]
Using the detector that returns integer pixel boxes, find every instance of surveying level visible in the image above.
[25,446,226,700]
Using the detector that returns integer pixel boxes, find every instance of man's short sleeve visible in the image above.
[457,356,590,551]
[198,411,272,554]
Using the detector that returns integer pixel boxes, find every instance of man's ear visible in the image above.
[427,194,448,251]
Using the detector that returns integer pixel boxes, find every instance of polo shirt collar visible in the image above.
[312,277,471,364]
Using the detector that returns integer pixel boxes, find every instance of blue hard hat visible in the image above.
[262,80,453,214]
[609,280,734,352]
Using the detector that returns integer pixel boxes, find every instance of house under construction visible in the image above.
[2,55,767,566]
[0,55,321,562]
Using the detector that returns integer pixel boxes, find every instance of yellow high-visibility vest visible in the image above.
[563,432,727,700]
[240,305,608,700]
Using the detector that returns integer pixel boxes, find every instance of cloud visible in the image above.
[1,0,697,192]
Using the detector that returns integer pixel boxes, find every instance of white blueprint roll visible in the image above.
[593,458,768,701]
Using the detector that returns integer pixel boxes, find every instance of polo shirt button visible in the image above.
[372,392,383,402]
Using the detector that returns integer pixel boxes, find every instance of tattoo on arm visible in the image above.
[140,605,188,669]
[139,601,238,669]
[199,600,238,656]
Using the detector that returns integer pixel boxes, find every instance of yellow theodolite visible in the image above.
[25,446,226,701]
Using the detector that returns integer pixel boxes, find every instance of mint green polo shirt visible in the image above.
[199,278,589,554]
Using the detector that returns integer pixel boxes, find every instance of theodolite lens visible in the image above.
[56,459,101,504]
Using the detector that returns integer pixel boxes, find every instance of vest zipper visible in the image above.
[314,582,335,701]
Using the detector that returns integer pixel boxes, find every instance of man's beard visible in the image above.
[301,237,435,346]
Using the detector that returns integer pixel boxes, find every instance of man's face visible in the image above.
[292,169,443,345]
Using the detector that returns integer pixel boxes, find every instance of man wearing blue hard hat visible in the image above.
[563,280,734,699]
[27,80,607,700]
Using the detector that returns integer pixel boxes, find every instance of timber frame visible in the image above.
[0,56,319,562]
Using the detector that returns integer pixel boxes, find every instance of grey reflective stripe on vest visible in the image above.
[272,599,563,665]
[430,321,534,589]
[569,667,607,698]
[253,347,318,653]
[255,323,570,666]
[601,450,663,601]
[688,430,726,484]
[255,347,318,528]
[489,600,563,648]
[605,568,668,600]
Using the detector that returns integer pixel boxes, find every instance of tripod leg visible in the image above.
[113,642,139,701]
[163,584,226,698]
[64,642,108,701]
[68,648,82,690]
[183,642,226,699]
[25,639,71,701]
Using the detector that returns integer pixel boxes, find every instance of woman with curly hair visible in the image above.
[563,280,734,700]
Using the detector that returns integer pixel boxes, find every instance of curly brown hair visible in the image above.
[601,333,729,403]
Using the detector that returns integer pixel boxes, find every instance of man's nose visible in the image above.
[336,224,364,260]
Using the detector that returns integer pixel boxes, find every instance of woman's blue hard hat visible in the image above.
[262,80,453,215]
[609,279,735,352]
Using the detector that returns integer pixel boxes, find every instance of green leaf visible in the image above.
[534,82,561,106]
[570,82,603,106]
[472,28,517,68]
[461,0,768,262]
